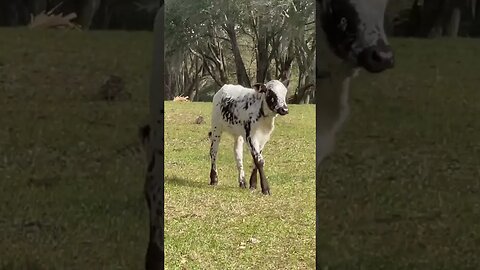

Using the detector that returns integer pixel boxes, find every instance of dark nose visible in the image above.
[277,106,288,115]
[358,43,394,73]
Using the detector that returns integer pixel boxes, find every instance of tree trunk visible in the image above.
[7,4,20,26]
[4,0,28,26]
[78,0,101,29]
[297,82,314,104]
[256,27,269,84]
[407,0,421,36]
[183,56,203,101]
[471,0,480,36]
[102,2,112,29]
[164,67,174,101]
[201,30,229,87]
[28,0,47,15]
[419,0,447,37]
[224,22,251,87]
[276,40,294,87]
[428,18,444,37]
[447,7,462,37]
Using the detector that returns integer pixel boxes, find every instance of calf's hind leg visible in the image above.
[234,136,246,188]
[209,128,222,185]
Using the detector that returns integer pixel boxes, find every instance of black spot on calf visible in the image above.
[220,97,239,125]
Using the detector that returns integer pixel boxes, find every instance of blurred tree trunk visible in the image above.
[419,0,447,37]
[2,0,28,26]
[100,0,113,29]
[27,0,47,15]
[6,3,20,26]
[471,0,480,35]
[407,0,421,36]
[447,6,462,37]
[78,0,100,29]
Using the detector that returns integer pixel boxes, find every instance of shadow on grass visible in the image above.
[165,176,208,188]
[165,176,240,191]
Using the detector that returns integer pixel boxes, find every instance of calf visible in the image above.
[209,80,289,195]
[316,0,395,164]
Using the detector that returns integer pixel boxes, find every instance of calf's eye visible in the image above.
[338,17,348,31]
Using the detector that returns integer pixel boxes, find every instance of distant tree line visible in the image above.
[0,0,158,30]
[165,0,315,103]
[1,0,479,35]
[2,0,478,104]
[388,0,480,37]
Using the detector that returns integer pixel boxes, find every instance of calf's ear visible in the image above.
[253,83,267,93]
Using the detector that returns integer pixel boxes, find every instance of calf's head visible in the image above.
[254,80,289,116]
[320,0,394,73]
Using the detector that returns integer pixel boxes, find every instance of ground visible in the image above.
[0,28,479,270]
[164,102,315,269]
[318,39,480,269]
[0,28,152,269]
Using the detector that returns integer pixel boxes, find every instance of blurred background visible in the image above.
[1,0,479,103]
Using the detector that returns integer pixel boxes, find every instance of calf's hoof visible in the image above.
[209,169,218,185]
[239,177,246,188]
[261,189,271,195]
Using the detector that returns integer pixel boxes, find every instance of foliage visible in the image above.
[318,37,480,268]
[165,0,315,103]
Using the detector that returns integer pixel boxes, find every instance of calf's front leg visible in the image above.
[247,140,269,195]
[248,150,262,190]
[249,167,257,190]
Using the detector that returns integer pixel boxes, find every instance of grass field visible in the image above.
[318,39,480,269]
[1,27,480,270]
[164,102,315,269]
[0,28,152,269]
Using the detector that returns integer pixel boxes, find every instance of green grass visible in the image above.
[318,38,480,269]
[1,27,480,270]
[164,102,315,269]
[0,28,152,269]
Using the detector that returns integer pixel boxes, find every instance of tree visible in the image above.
[164,0,315,103]
[416,0,477,37]
[78,0,101,29]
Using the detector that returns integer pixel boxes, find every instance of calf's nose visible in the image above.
[277,106,289,115]
[358,42,394,73]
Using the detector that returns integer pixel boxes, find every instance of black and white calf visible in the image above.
[208,80,289,195]
[316,1,394,268]
[316,0,394,164]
